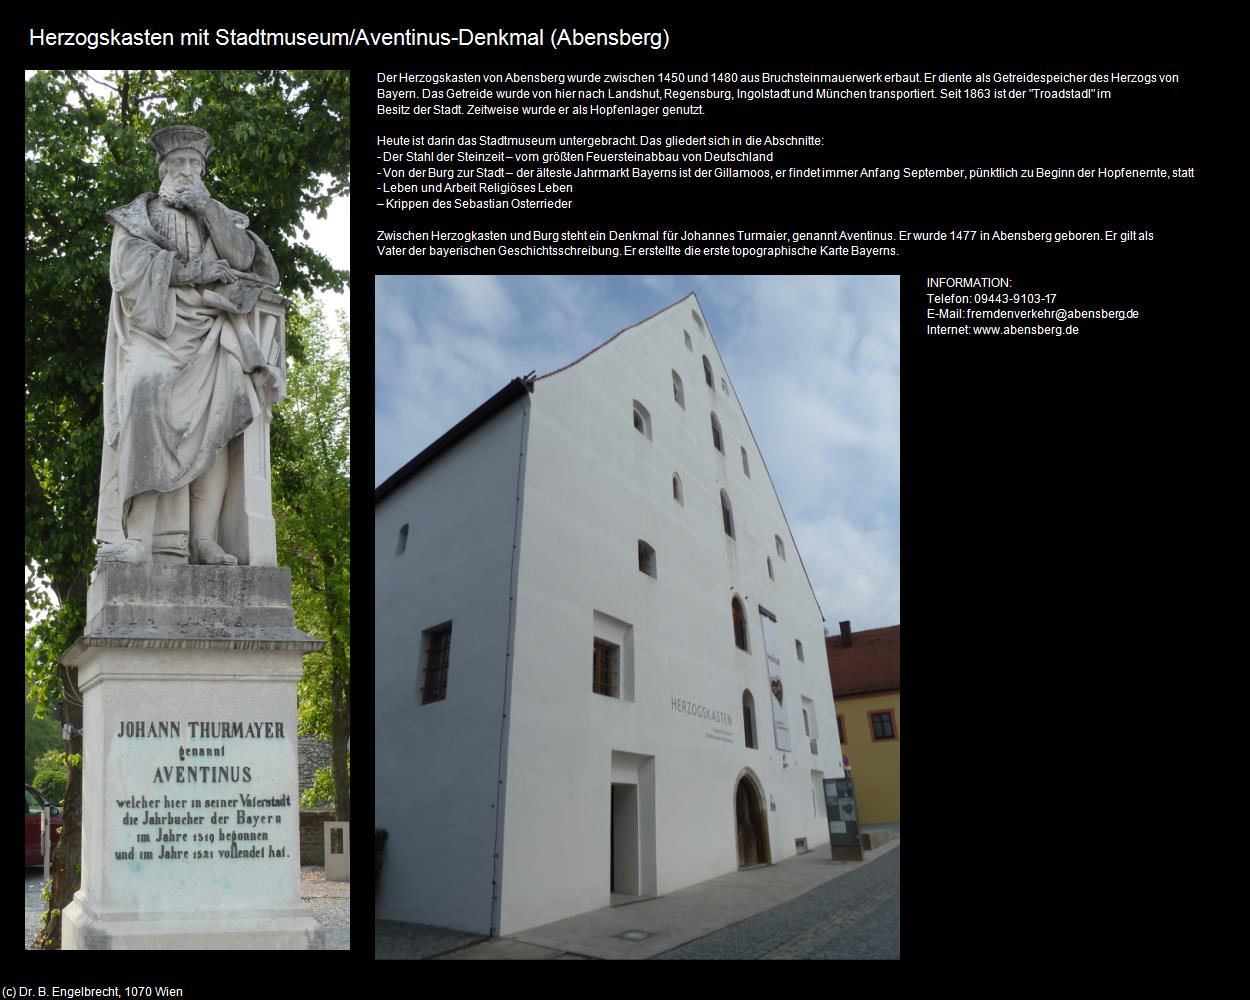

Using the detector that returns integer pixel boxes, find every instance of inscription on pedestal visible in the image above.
[108,717,295,871]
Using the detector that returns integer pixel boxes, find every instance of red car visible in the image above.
[25,784,63,867]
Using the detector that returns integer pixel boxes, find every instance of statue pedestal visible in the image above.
[61,563,325,950]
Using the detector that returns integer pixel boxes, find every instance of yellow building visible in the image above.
[826,622,900,825]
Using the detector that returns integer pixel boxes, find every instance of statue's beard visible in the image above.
[159,176,208,209]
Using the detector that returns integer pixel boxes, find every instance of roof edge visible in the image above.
[533,292,698,382]
[829,685,901,699]
[375,377,533,504]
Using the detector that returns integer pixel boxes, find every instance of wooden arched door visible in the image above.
[735,774,770,867]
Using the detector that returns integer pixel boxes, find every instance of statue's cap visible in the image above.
[150,125,214,163]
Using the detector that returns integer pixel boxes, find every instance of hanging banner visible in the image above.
[758,610,791,751]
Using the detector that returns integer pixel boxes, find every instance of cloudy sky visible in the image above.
[375,275,899,631]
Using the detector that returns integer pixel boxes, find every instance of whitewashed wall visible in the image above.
[499,295,841,935]
[374,398,529,934]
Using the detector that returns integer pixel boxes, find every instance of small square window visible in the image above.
[421,623,452,705]
[593,638,620,698]
[869,709,897,741]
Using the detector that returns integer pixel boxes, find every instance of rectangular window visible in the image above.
[421,623,452,704]
[593,638,620,698]
[638,540,657,578]
[837,714,847,744]
[869,709,897,741]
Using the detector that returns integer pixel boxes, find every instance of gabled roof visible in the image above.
[826,625,901,697]
[373,291,827,624]
[535,291,825,621]
[374,377,533,505]
[533,293,699,382]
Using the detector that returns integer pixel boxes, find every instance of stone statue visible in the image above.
[95,125,286,566]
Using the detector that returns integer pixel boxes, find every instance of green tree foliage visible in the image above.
[24,69,349,947]
[25,680,62,783]
[300,755,349,811]
[33,750,69,809]
[273,301,351,821]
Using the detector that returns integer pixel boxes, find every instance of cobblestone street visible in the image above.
[657,846,900,959]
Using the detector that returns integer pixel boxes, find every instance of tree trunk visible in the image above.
[35,664,82,949]
[329,631,350,822]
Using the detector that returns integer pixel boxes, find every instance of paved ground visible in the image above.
[24,865,349,949]
[24,870,45,949]
[377,829,899,960]
[376,920,486,959]
[657,846,900,959]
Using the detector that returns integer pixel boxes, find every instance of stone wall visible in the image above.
[298,736,333,804]
[300,810,336,866]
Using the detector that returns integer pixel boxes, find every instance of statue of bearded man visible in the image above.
[96,125,285,566]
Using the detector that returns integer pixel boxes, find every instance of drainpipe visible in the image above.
[489,392,531,936]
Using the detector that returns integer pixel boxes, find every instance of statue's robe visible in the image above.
[95,193,284,558]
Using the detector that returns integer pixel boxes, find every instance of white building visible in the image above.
[375,293,843,936]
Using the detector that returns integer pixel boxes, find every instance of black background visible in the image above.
[21,19,1210,974]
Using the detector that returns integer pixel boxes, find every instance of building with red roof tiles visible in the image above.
[826,621,900,824]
